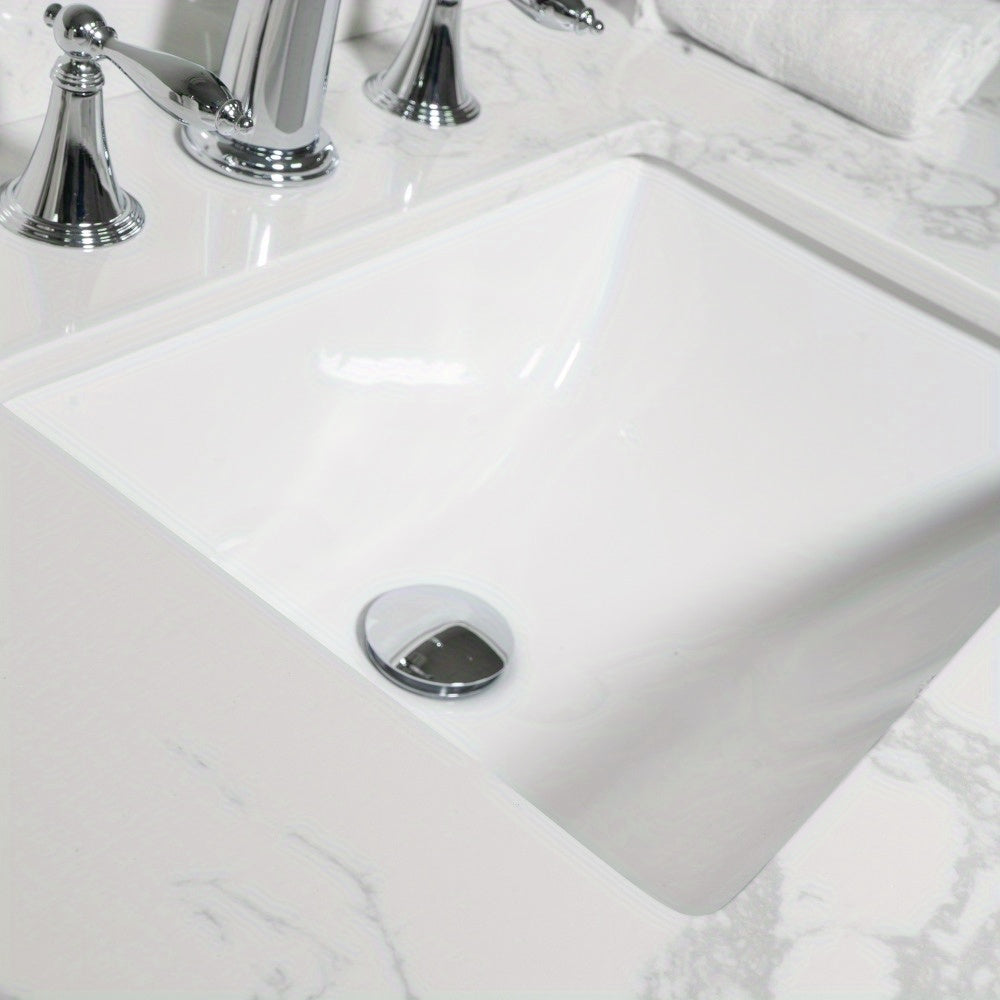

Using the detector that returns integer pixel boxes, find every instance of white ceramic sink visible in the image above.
[10,156,1000,914]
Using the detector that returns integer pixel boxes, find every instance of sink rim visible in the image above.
[6,147,1000,916]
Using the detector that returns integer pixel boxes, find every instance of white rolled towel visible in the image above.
[635,0,1000,137]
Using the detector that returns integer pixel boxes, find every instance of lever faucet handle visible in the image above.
[576,6,604,32]
[507,0,604,32]
[43,3,254,138]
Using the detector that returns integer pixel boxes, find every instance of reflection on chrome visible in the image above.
[181,0,344,185]
[0,4,252,248]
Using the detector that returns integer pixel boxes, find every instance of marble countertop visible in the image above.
[2,4,999,996]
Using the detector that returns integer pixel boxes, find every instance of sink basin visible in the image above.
[10,155,1000,914]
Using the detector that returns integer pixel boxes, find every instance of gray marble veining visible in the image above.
[166,739,421,999]
[637,695,1000,999]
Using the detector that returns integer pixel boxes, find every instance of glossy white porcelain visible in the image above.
[9,155,1000,914]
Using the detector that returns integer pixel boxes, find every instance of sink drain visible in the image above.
[361,585,513,698]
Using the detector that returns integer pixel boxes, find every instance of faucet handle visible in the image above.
[0,3,254,248]
[507,0,604,32]
[43,3,254,138]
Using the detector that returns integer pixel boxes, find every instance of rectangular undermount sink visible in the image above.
[10,155,1000,915]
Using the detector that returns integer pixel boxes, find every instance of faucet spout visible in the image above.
[181,0,344,185]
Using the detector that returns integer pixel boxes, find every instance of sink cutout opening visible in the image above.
[8,153,1000,915]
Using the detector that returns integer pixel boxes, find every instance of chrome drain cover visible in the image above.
[361,585,513,698]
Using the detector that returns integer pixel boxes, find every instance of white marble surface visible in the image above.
[1,3,999,997]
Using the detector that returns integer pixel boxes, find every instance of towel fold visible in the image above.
[634,0,1000,137]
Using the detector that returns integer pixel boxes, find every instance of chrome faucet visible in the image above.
[180,0,343,185]
[366,0,603,128]
[0,0,345,248]
[0,3,253,248]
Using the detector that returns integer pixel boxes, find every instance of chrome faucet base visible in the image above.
[0,181,144,249]
[366,0,602,128]
[180,127,339,186]
[3,5,253,248]
[182,0,344,184]
[363,75,480,129]
[0,52,145,249]
[365,0,479,130]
